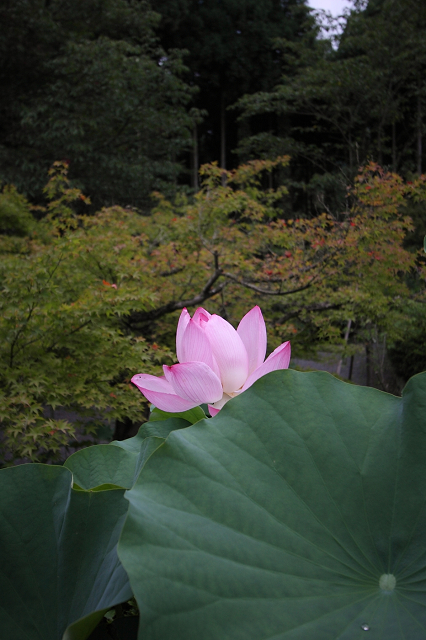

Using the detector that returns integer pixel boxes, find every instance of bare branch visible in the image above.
[275,302,344,324]
[213,250,219,271]
[223,272,316,296]
[159,266,185,277]
[127,268,225,325]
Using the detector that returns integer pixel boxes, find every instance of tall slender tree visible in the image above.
[149,0,316,175]
[236,0,426,215]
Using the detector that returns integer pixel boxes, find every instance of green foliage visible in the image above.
[0,0,195,207]
[237,0,426,215]
[148,0,317,169]
[2,159,425,461]
[0,409,190,637]
[0,164,170,464]
[388,301,426,382]
[152,0,315,97]
[149,405,207,424]
[118,369,426,638]
[0,463,132,640]
[139,160,424,354]
[2,371,426,637]
[0,185,35,237]
[64,416,188,491]
[137,417,191,439]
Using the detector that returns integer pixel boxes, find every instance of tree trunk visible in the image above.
[220,93,226,186]
[336,319,352,377]
[392,121,396,172]
[348,355,354,381]
[220,94,226,169]
[348,132,353,174]
[192,123,198,191]
[366,343,371,387]
[377,125,382,165]
[417,91,423,175]
[113,417,141,441]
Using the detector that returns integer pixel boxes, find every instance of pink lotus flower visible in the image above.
[132,306,291,416]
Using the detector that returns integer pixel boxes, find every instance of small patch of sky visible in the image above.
[308,0,350,15]
[307,0,363,46]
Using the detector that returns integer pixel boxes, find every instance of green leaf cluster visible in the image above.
[0,185,36,237]
[2,159,425,461]
[2,370,426,638]
[0,165,171,463]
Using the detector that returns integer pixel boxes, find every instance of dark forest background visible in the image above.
[1,0,425,212]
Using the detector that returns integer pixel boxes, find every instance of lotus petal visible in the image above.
[131,373,196,412]
[176,308,191,363]
[192,307,211,328]
[242,341,291,392]
[164,362,223,405]
[178,319,220,378]
[208,393,231,416]
[205,315,249,394]
[237,305,267,375]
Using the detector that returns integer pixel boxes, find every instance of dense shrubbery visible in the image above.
[1,160,425,462]
[0,164,171,463]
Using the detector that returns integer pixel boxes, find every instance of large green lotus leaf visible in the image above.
[65,418,189,491]
[0,464,132,640]
[119,369,426,639]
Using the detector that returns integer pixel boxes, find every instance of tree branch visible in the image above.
[127,268,225,325]
[13,319,94,360]
[9,303,36,368]
[223,272,316,296]
[45,320,93,354]
[275,301,344,324]
[159,266,185,277]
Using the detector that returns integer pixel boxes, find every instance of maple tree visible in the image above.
[0,163,171,463]
[129,160,424,354]
[1,160,425,462]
